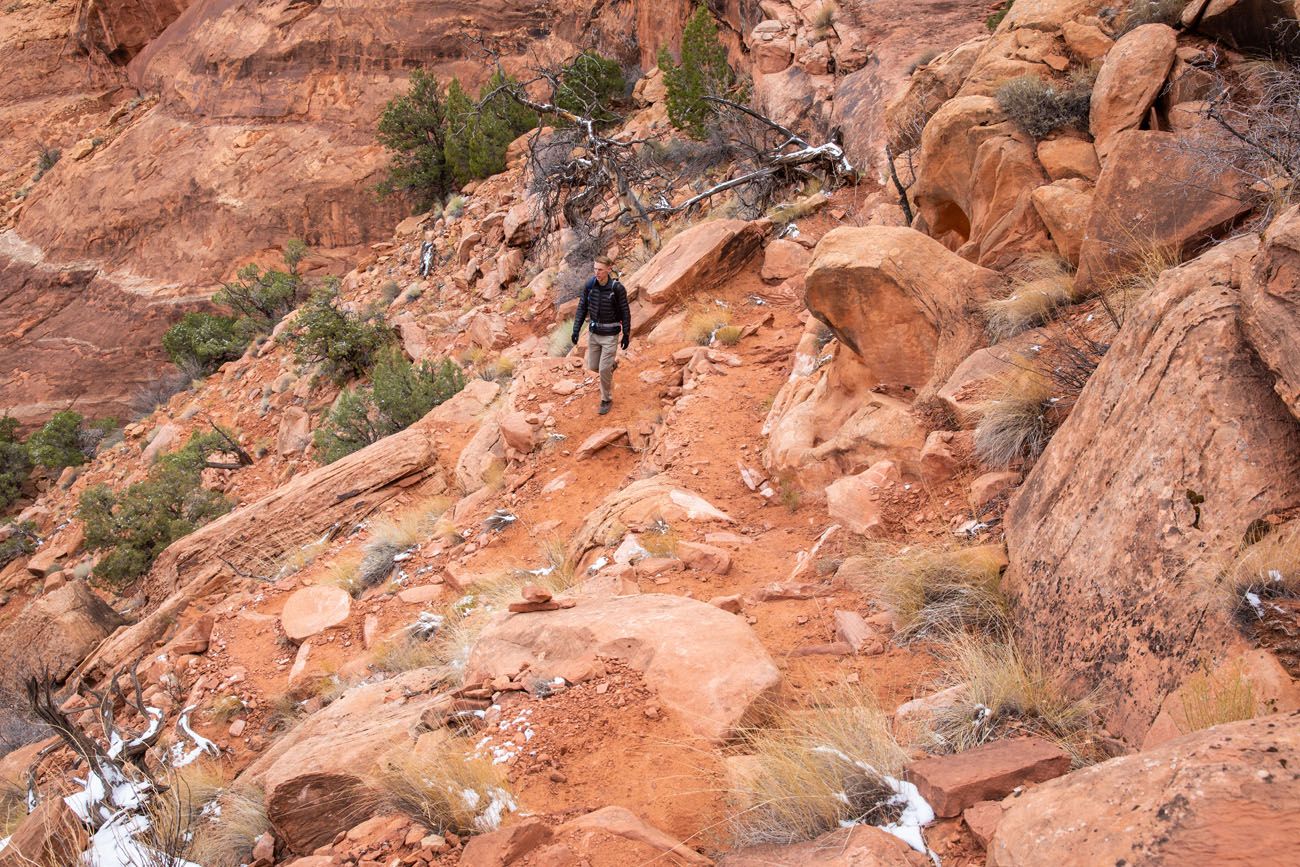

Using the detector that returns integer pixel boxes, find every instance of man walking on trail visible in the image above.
[571,255,631,416]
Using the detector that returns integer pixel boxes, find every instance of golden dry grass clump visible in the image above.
[859,543,1010,643]
[377,735,514,836]
[729,690,909,845]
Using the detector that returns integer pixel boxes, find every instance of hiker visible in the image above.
[571,255,631,415]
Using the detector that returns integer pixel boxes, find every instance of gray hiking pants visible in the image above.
[586,331,619,402]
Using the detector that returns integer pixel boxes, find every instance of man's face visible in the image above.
[594,262,611,282]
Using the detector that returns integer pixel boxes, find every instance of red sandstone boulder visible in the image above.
[0,796,88,867]
[0,580,126,691]
[1089,24,1178,159]
[1036,137,1099,182]
[280,585,351,641]
[825,459,901,538]
[1075,130,1252,294]
[719,824,927,866]
[676,541,731,575]
[628,220,765,330]
[804,226,999,391]
[1004,236,1300,744]
[1241,205,1300,420]
[568,475,734,565]
[760,238,811,283]
[1029,179,1092,266]
[466,594,780,742]
[987,712,1300,866]
[276,406,312,457]
[908,736,1071,818]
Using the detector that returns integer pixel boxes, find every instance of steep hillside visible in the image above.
[3,1,1300,866]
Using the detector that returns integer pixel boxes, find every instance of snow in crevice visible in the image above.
[812,746,940,864]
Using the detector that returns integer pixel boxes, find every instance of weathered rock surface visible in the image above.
[1241,205,1300,419]
[0,795,88,867]
[804,226,999,390]
[628,219,765,329]
[467,594,779,741]
[719,824,927,866]
[0,581,126,691]
[1089,24,1178,159]
[1075,130,1252,293]
[569,475,733,564]
[465,806,712,866]
[1004,236,1300,743]
[240,667,449,854]
[908,736,1072,818]
[987,712,1300,866]
[280,585,352,641]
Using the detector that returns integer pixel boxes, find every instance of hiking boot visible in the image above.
[598,400,612,415]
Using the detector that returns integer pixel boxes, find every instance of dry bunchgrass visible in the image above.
[205,694,246,723]
[189,784,270,867]
[1205,523,1300,626]
[1177,661,1257,734]
[686,309,732,346]
[1118,0,1186,34]
[377,736,514,835]
[767,191,828,224]
[146,760,230,860]
[810,1,836,33]
[1,779,25,839]
[714,324,744,346]
[324,551,366,598]
[861,544,1010,643]
[983,259,1076,341]
[640,520,679,558]
[372,633,443,674]
[1092,233,1182,326]
[974,372,1055,469]
[548,318,575,357]
[729,690,909,846]
[926,637,1103,766]
[359,498,449,588]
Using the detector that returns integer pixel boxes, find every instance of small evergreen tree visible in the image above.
[79,436,232,589]
[659,5,736,140]
[26,410,87,471]
[289,284,394,383]
[313,350,466,463]
[378,69,452,210]
[0,417,31,510]
[444,72,538,187]
[556,51,626,125]
[162,312,252,377]
[214,261,304,328]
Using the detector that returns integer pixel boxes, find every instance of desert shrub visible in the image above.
[1177,661,1257,734]
[163,312,253,377]
[714,324,743,346]
[0,417,32,509]
[640,520,679,558]
[25,411,115,472]
[927,637,1103,765]
[1215,523,1300,626]
[33,145,60,181]
[189,785,269,867]
[1118,0,1186,34]
[357,502,443,588]
[810,2,836,32]
[996,73,1092,139]
[659,5,737,139]
[444,72,538,188]
[0,521,37,569]
[314,351,466,463]
[372,632,442,673]
[324,552,365,598]
[1093,236,1181,326]
[730,690,911,845]
[862,544,1010,642]
[378,68,453,210]
[973,372,1055,468]
[378,736,515,835]
[290,285,394,383]
[686,308,732,345]
[983,258,1076,341]
[548,318,576,357]
[986,0,1014,30]
[79,437,232,588]
[214,256,305,329]
[556,51,626,125]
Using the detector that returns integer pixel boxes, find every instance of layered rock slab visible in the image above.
[987,711,1300,866]
[1003,235,1300,743]
[466,594,779,741]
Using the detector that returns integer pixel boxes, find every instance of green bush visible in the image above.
[0,521,37,569]
[995,73,1092,139]
[79,436,232,589]
[289,285,394,383]
[163,312,252,377]
[659,5,736,140]
[27,411,86,471]
[314,351,467,464]
[556,51,626,125]
[444,71,538,188]
[986,0,1014,30]
[0,418,31,510]
[378,69,452,211]
[213,259,304,329]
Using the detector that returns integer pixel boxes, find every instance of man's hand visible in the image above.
[620,334,630,350]
[571,334,579,346]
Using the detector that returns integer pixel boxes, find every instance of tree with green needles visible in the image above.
[659,5,736,140]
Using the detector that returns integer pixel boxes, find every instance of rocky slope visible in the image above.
[4,1,1300,865]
